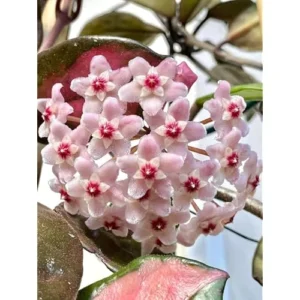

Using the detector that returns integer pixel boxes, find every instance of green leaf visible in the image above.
[207,0,253,23]
[227,5,262,51]
[180,0,220,24]
[38,203,83,300]
[130,0,176,17]
[80,12,163,45]
[253,238,263,285]
[77,255,228,300]
[54,203,165,272]
[210,64,257,85]
[196,83,263,105]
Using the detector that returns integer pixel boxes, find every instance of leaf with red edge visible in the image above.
[77,255,229,300]
[38,36,166,141]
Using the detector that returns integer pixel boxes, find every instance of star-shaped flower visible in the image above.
[118,57,188,116]
[37,83,73,138]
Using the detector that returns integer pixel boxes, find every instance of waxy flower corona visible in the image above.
[38,55,262,255]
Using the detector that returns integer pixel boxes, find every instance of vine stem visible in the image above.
[216,188,263,219]
[200,117,212,125]
[175,23,262,70]
[188,146,208,156]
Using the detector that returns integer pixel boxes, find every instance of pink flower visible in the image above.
[85,206,129,237]
[206,128,250,184]
[116,179,171,224]
[66,158,121,217]
[174,61,198,90]
[132,208,190,254]
[41,120,90,183]
[37,83,73,138]
[118,57,188,116]
[178,202,237,246]
[116,135,184,199]
[141,237,176,255]
[233,151,262,209]
[49,178,88,216]
[144,97,206,159]
[204,80,249,140]
[81,97,143,158]
[70,55,131,113]
[171,152,219,210]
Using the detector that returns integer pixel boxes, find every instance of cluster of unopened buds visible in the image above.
[38,55,262,255]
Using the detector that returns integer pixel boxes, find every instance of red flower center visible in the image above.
[249,175,260,190]
[141,163,157,180]
[86,181,101,197]
[227,102,240,118]
[151,217,167,231]
[226,152,239,167]
[104,220,120,230]
[165,122,182,138]
[138,190,151,202]
[202,223,216,234]
[60,189,71,202]
[184,176,200,193]
[92,77,107,92]
[99,122,115,139]
[145,74,160,90]
[42,107,53,122]
[155,239,163,247]
[57,143,71,159]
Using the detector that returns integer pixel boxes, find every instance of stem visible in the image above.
[191,200,200,213]
[188,146,208,156]
[200,117,212,125]
[187,55,219,81]
[177,25,262,70]
[216,189,263,219]
[193,16,209,35]
[224,226,259,243]
[130,145,138,154]
[39,17,67,52]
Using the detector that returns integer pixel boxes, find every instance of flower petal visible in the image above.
[64,201,79,215]
[116,155,138,175]
[37,98,48,113]
[198,183,216,200]
[223,128,242,148]
[87,198,106,217]
[128,178,148,199]
[119,115,143,138]
[41,145,58,165]
[159,153,184,173]
[155,57,177,78]
[88,138,108,159]
[125,202,147,224]
[49,120,71,143]
[168,97,190,121]
[157,228,177,245]
[74,157,95,179]
[97,160,119,185]
[233,118,249,137]
[118,81,141,103]
[138,134,161,160]
[102,97,122,120]
[51,83,64,103]
[111,139,131,156]
[81,113,99,133]
[153,179,173,199]
[163,80,188,102]
[70,77,90,96]
[83,98,103,114]
[66,178,85,197]
[38,122,50,138]
[129,57,151,76]
[85,216,103,230]
[90,55,111,75]
[140,97,164,116]
[214,80,231,100]
[184,122,206,141]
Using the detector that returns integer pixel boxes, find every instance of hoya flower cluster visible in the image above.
[38,55,262,255]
